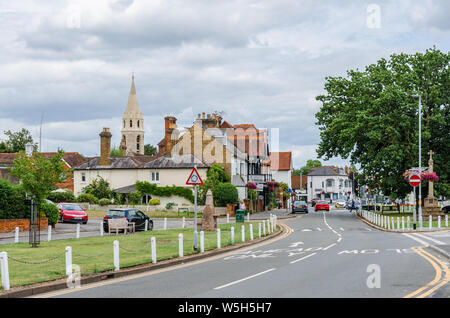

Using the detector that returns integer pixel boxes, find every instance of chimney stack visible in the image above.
[164,116,178,154]
[99,127,112,166]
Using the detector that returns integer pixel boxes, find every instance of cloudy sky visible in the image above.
[0,0,449,169]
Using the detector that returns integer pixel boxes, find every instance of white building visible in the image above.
[269,152,292,189]
[307,166,353,202]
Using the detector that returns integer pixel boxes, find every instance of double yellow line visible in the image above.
[404,246,450,298]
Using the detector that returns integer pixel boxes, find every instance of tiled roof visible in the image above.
[0,152,86,168]
[269,152,292,171]
[307,166,346,176]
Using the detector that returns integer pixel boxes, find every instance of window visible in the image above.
[137,143,140,151]
[130,120,132,128]
[137,120,140,128]
[151,172,159,182]
[326,180,333,187]
[81,173,86,182]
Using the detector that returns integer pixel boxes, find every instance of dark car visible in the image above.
[311,198,320,207]
[442,205,450,214]
[103,209,153,232]
[292,201,308,214]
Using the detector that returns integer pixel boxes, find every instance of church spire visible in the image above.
[125,73,140,113]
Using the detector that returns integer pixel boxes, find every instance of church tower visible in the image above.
[121,74,144,155]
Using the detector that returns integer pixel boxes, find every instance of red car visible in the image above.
[57,203,88,224]
[314,201,330,212]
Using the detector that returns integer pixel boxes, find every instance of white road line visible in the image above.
[403,233,430,246]
[413,233,446,245]
[317,228,322,231]
[337,238,342,242]
[302,229,312,232]
[340,228,345,231]
[213,268,276,290]
[323,243,336,251]
[290,253,317,264]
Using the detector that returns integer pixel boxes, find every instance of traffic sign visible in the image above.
[186,167,203,185]
[409,173,421,187]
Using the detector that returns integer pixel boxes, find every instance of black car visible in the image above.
[442,205,450,214]
[103,209,153,232]
[292,201,308,214]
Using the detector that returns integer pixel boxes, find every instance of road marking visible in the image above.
[402,233,430,246]
[340,228,345,231]
[323,243,336,251]
[290,253,317,264]
[317,228,322,231]
[301,229,312,232]
[337,238,342,242]
[213,268,276,290]
[404,246,449,298]
[413,233,446,245]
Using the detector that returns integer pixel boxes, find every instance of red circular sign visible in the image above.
[409,174,421,187]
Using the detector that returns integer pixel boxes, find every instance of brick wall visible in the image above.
[0,219,48,233]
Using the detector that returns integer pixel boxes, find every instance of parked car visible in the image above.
[292,201,308,214]
[335,200,346,209]
[57,203,88,224]
[103,208,153,232]
[315,201,330,212]
[311,198,320,207]
[442,205,450,214]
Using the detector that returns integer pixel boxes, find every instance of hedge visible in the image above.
[214,183,239,207]
[41,202,59,225]
[47,191,76,203]
[0,179,29,219]
[136,181,194,203]
[76,193,99,204]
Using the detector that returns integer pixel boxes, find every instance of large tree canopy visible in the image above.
[315,48,449,198]
[293,159,322,176]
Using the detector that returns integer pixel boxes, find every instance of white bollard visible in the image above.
[429,216,432,230]
[231,227,235,245]
[178,234,183,257]
[438,216,441,229]
[65,246,72,277]
[258,223,262,238]
[241,225,245,242]
[397,217,400,231]
[14,227,19,243]
[200,231,205,252]
[391,218,395,230]
[113,240,120,271]
[76,223,80,239]
[164,218,167,230]
[151,237,157,264]
[407,216,410,229]
[0,252,10,291]
[402,217,405,231]
[182,217,185,229]
[145,219,148,231]
[446,215,448,228]
[263,220,266,236]
[249,224,253,240]
[247,212,250,222]
[226,214,230,224]
[100,222,104,236]
[419,216,423,230]
[217,229,221,249]
[387,217,390,230]
[48,225,52,242]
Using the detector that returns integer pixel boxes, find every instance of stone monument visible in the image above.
[422,150,444,220]
[201,190,217,231]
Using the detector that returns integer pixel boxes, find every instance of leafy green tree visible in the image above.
[82,177,114,200]
[144,144,157,156]
[214,183,239,207]
[198,164,230,204]
[40,202,59,227]
[315,48,449,199]
[3,129,37,153]
[110,145,124,157]
[0,141,9,153]
[8,150,69,204]
[293,159,322,176]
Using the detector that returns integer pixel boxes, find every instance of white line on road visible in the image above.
[413,233,446,245]
[323,243,337,251]
[337,238,342,242]
[213,268,276,290]
[340,228,345,231]
[290,253,317,264]
[403,234,430,246]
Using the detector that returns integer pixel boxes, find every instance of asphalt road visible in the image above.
[38,206,449,298]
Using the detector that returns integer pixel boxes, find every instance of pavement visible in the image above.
[31,206,450,298]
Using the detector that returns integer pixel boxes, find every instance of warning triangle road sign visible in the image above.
[186,167,203,185]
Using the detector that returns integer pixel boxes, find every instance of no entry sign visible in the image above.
[409,173,421,187]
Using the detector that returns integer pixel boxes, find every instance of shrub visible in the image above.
[0,180,28,219]
[214,183,239,207]
[41,202,59,226]
[99,198,111,206]
[128,192,142,205]
[136,181,194,203]
[149,198,160,205]
[166,202,176,210]
[47,190,75,203]
[77,193,99,204]
[82,177,113,199]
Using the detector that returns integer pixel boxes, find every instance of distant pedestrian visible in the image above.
[349,199,355,213]
[239,200,246,211]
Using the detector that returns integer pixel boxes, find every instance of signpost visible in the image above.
[409,172,421,230]
[186,165,203,250]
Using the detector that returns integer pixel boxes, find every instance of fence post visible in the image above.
[263,220,266,236]
[178,234,183,257]
[407,216,410,229]
[76,223,80,239]
[397,217,400,231]
[164,218,167,230]
[429,216,432,230]
[217,229,221,249]
[438,216,441,229]
[387,217,390,230]
[14,227,19,243]
[100,222,104,236]
[0,252,10,291]
[419,216,423,230]
[241,225,245,242]
[182,217,185,229]
[249,224,253,240]
[48,225,52,242]
[258,223,261,238]
[226,214,230,224]
[231,227,235,245]
[113,240,120,271]
[151,237,156,264]
[247,212,250,222]
[200,231,205,252]
[391,218,395,230]
[145,219,148,231]
[65,246,72,277]
[402,217,405,231]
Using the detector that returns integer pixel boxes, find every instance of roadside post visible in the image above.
[48,225,52,242]
[186,165,203,250]
[65,246,72,277]
[217,229,221,249]
[200,231,205,252]
[0,251,10,291]
[178,234,184,257]
[409,172,421,230]
[99,222,104,236]
[14,227,19,243]
[113,241,119,271]
[151,237,156,264]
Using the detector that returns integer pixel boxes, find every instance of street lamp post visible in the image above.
[412,94,422,225]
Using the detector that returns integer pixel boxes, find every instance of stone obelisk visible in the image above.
[422,150,444,220]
